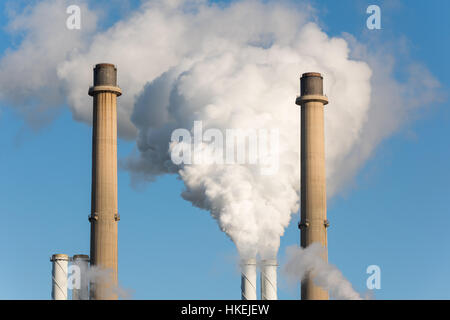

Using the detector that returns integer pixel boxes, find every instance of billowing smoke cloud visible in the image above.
[115,0,373,259]
[0,0,442,261]
[283,243,361,300]
[0,0,97,129]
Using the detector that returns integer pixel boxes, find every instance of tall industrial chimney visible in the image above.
[50,254,69,300]
[240,259,257,300]
[89,63,122,300]
[296,72,329,300]
[260,260,277,300]
[72,254,90,300]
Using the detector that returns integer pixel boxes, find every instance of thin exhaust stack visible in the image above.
[50,254,69,300]
[260,259,277,300]
[72,254,90,300]
[240,259,257,300]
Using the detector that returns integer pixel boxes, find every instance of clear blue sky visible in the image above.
[0,0,448,299]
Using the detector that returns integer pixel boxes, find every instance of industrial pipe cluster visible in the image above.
[50,254,89,300]
[51,65,330,301]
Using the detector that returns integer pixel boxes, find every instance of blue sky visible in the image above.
[0,0,449,299]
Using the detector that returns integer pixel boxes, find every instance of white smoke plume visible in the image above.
[0,0,97,129]
[86,266,133,299]
[283,243,362,300]
[0,0,442,263]
[116,0,373,259]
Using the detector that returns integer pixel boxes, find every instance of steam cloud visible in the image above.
[86,266,132,299]
[283,244,361,300]
[0,0,442,291]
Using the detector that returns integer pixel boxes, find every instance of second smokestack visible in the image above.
[241,259,257,300]
[296,72,330,300]
[260,260,277,300]
[72,254,90,300]
[89,63,122,300]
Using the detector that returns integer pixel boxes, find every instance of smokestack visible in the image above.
[240,259,257,300]
[260,259,277,300]
[88,63,122,300]
[72,254,90,300]
[296,72,330,300]
[50,254,69,300]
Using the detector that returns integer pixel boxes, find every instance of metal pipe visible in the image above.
[240,259,257,300]
[72,254,90,300]
[260,259,277,300]
[50,254,69,300]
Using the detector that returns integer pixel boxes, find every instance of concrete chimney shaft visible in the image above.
[72,254,90,300]
[241,259,257,300]
[296,72,329,300]
[260,260,277,300]
[51,254,69,300]
[89,63,122,300]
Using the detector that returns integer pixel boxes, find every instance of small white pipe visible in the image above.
[72,255,90,300]
[241,259,257,300]
[51,254,69,300]
[260,259,278,300]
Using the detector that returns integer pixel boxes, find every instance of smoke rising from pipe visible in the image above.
[87,266,133,299]
[283,243,362,300]
[0,0,442,261]
[118,0,374,259]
